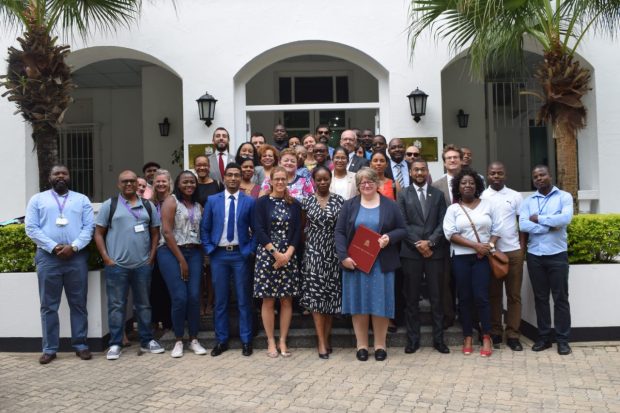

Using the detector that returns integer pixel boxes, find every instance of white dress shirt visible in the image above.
[481,185,523,252]
[218,189,239,246]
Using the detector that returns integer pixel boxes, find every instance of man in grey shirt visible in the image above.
[94,170,165,360]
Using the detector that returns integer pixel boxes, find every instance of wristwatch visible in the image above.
[428,240,435,248]
[268,247,276,255]
[489,242,495,250]
[71,245,79,253]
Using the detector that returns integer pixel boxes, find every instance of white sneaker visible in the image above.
[171,341,184,358]
[189,339,207,355]
[106,345,122,360]
[141,339,165,354]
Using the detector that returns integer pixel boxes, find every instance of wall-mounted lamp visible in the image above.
[407,87,428,123]
[196,92,217,126]
[457,109,469,128]
[158,117,170,136]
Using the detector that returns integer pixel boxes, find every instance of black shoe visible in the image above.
[557,342,572,355]
[39,353,56,365]
[387,325,398,333]
[491,335,502,349]
[318,352,329,359]
[433,342,450,354]
[506,338,523,351]
[404,342,420,354]
[356,348,369,361]
[326,347,333,354]
[241,343,253,357]
[75,349,92,360]
[210,342,229,357]
[531,340,552,352]
[374,348,387,361]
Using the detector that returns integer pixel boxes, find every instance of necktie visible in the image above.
[395,163,404,187]
[227,195,235,242]
[218,153,225,179]
[418,187,427,216]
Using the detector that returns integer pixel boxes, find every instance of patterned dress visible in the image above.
[253,197,300,298]
[300,194,345,314]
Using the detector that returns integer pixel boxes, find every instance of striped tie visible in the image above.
[395,163,404,187]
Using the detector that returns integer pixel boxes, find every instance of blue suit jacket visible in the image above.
[200,191,256,258]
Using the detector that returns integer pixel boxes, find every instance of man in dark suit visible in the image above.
[201,163,256,357]
[398,159,450,354]
[431,144,463,328]
[208,127,233,183]
[340,129,369,172]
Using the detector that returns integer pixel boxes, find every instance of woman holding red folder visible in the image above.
[335,167,407,362]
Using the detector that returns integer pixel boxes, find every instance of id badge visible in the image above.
[190,230,198,238]
[134,224,145,233]
[56,217,69,226]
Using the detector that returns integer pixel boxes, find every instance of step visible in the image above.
[157,326,464,350]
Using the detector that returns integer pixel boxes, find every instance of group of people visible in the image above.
[25,124,574,365]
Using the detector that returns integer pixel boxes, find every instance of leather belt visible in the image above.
[217,245,239,252]
[178,244,201,249]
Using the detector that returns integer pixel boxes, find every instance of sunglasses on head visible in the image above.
[406,152,420,157]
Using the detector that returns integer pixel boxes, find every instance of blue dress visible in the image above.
[341,205,395,318]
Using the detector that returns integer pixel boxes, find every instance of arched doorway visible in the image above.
[63,47,183,201]
[233,41,389,147]
[440,50,598,193]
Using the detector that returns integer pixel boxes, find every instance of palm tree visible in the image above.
[1,1,144,191]
[408,0,620,211]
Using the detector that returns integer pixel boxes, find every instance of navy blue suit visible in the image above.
[200,191,255,344]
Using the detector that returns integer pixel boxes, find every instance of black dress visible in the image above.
[253,197,300,298]
[196,181,223,207]
[300,194,344,314]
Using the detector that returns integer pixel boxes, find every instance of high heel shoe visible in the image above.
[318,352,329,359]
[462,337,473,355]
[480,335,493,357]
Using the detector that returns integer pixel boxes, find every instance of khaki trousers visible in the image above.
[489,249,524,339]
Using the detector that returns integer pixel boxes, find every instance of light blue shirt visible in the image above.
[519,186,573,256]
[390,159,410,187]
[25,190,95,253]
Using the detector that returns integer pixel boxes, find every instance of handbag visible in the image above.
[457,203,509,279]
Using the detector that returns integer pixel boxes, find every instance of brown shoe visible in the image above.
[39,353,56,364]
[75,349,92,360]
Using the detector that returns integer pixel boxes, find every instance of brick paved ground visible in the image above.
[1,342,619,412]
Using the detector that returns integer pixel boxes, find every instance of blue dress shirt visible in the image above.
[25,190,95,253]
[519,186,573,256]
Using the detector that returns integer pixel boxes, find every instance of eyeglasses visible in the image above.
[120,179,137,185]
[359,181,376,187]
[317,130,330,135]
[406,152,420,157]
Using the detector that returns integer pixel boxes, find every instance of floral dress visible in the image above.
[300,194,344,314]
[253,197,300,298]
[261,174,314,201]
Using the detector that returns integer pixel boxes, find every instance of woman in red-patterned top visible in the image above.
[369,151,400,200]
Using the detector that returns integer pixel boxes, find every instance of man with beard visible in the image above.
[272,124,289,153]
[208,127,232,183]
[519,165,574,355]
[481,162,525,351]
[315,124,334,158]
[25,165,95,364]
[201,163,256,357]
[94,170,165,360]
[388,138,410,188]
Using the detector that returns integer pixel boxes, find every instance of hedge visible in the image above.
[1,214,618,271]
[0,224,102,273]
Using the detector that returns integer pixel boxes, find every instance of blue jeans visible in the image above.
[157,246,203,338]
[35,249,89,354]
[105,263,154,347]
[210,249,253,344]
[452,254,491,337]
[527,252,571,343]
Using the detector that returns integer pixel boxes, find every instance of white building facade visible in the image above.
[1,0,618,219]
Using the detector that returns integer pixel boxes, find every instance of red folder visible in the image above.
[347,225,381,274]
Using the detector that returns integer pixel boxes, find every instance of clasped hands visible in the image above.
[53,244,75,260]
[273,250,293,270]
[414,240,434,258]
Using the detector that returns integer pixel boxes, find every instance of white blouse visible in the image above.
[443,199,502,255]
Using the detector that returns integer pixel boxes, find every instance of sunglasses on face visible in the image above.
[406,152,420,157]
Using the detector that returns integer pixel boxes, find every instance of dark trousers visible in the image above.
[452,254,491,337]
[402,257,444,345]
[150,261,172,329]
[441,252,456,324]
[526,252,571,343]
[490,249,524,339]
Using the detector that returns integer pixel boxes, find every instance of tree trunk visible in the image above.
[554,125,579,214]
[33,123,60,191]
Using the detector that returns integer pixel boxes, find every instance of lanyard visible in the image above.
[51,191,69,216]
[536,191,554,215]
[120,197,142,221]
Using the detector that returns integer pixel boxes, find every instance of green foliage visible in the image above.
[0,224,103,273]
[567,214,620,264]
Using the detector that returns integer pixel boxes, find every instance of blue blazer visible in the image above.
[335,194,407,273]
[200,191,256,258]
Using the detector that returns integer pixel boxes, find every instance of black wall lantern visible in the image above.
[407,87,428,123]
[158,117,170,136]
[457,109,469,128]
[196,92,217,126]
